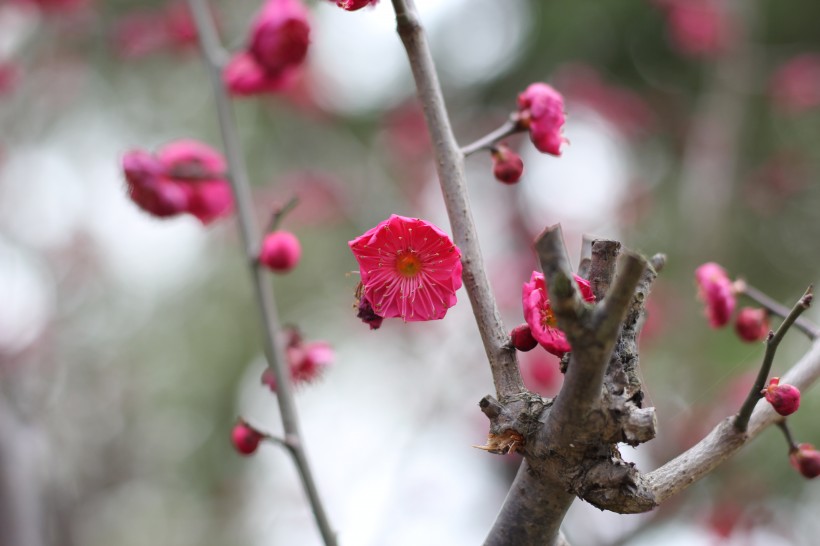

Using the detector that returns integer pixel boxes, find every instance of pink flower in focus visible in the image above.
[335,0,379,11]
[734,307,769,342]
[491,143,524,184]
[770,53,820,114]
[261,329,334,391]
[349,215,462,322]
[223,53,297,97]
[122,140,233,224]
[694,262,736,328]
[762,377,800,416]
[790,443,820,479]
[516,83,567,156]
[522,271,594,356]
[662,0,732,58]
[249,0,310,75]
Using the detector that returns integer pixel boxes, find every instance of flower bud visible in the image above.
[491,144,524,184]
[231,420,264,456]
[259,231,302,273]
[510,323,538,352]
[249,0,310,75]
[335,0,379,11]
[223,52,296,97]
[734,307,769,342]
[762,377,800,416]
[790,443,820,479]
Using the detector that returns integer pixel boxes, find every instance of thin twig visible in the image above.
[460,118,521,157]
[777,420,799,453]
[188,2,337,544]
[734,285,813,432]
[646,337,820,502]
[390,0,524,399]
[735,280,819,340]
[266,195,300,233]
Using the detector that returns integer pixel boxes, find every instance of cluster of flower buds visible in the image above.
[694,263,771,343]
[762,377,801,416]
[224,0,310,96]
[121,139,233,224]
[112,2,199,59]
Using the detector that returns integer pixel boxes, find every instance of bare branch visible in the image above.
[593,252,649,342]
[646,338,820,502]
[534,225,585,322]
[735,286,813,431]
[390,0,524,399]
[461,118,522,157]
[484,460,574,546]
[588,240,621,301]
[188,2,337,544]
[736,280,819,340]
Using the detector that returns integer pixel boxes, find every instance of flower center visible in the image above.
[541,305,557,328]
[396,252,422,278]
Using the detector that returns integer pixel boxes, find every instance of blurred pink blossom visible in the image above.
[770,53,820,114]
[659,0,734,58]
[694,262,735,328]
[249,0,310,74]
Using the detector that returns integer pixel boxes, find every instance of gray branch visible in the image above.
[188,2,336,544]
[390,0,524,399]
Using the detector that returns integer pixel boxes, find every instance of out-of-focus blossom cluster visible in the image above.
[112,2,200,59]
[224,0,310,97]
[654,0,734,58]
[121,139,233,224]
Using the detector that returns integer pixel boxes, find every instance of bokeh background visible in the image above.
[1,0,820,544]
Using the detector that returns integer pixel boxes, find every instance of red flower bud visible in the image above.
[259,231,302,273]
[231,420,265,456]
[335,0,379,10]
[762,377,800,416]
[734,307,769,342]
[510,323,538,352]
[249,0,311,75]
[491,144,524,184]
[790,443,820,479]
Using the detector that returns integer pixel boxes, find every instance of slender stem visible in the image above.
[736,280,819,340]
[266,195,300,233]
[777,420,799,453]
[188,2,337,544]
[390,0,524,399]
[734,286,813,432]
[461,118,521,157]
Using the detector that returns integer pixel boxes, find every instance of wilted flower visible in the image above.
[762,377,800,416]
[349,215,462,322]
[522,271,595,356]
[516,83,567,156]
[694,262,736,328]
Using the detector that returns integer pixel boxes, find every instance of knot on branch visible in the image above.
[477,393,552,457]
[575,452,658,513]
